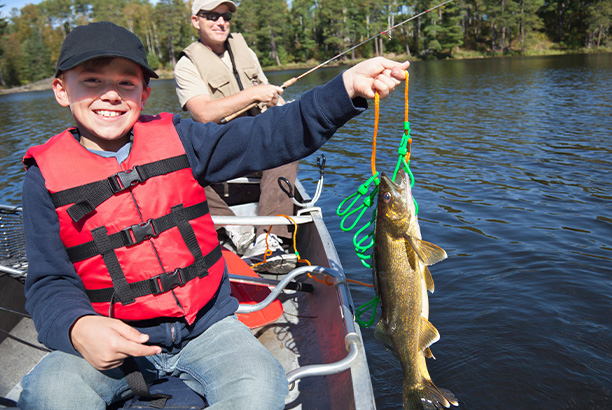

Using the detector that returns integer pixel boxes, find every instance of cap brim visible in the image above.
[55,50,159,79]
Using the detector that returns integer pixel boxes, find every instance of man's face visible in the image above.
[52,58,151,152]
[191,4,232,51]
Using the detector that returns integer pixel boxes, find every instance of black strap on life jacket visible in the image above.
[50,155,191,223]
[91,226,136,305]
[84,203,222,306]
[85,244,222,304]
[66,201,210,262]
[121,357,171,408]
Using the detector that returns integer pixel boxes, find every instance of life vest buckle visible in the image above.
[121,219,158,246]
[108,166,143,193]
[154,268,185,294]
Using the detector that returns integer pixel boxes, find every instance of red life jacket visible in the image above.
[23,113,225,324]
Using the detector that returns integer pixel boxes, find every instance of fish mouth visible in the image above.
[380,170,408,190]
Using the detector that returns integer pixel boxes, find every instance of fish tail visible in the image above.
[403,379,459,410]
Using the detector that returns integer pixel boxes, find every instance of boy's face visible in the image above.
[52,58,151,152]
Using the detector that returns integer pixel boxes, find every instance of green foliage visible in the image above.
[147,50,160,70]
[1,0,611,88]
[21,28,53,82]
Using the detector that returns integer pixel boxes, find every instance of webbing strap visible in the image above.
[121,357,171,409]
[85,244,222,304]
[91,226,136,305]
[50,155,191,223]
[171,204,207,270]
[66,201,210,262]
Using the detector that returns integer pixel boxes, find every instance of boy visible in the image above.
[19,21,408,409]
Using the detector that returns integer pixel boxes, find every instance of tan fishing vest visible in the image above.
[182,33,266,116]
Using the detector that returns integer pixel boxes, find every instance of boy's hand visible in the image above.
[343,57,410,100]
[70,315,162,371]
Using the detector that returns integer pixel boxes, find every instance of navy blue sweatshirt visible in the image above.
[22,74,367,356]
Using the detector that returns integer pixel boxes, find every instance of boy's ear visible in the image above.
[52,77,70,107]
[141,86,151,109]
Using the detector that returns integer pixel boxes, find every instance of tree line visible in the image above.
[1,0,611,87]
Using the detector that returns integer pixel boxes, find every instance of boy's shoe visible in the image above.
[242,233,298,274]
[224,225,256,255]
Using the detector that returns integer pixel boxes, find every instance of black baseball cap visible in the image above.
[55,21,158,81]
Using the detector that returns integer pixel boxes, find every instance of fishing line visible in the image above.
[221,0,455,123]
[289,0,455,86]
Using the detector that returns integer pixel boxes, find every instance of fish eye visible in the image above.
[383,192,392,203]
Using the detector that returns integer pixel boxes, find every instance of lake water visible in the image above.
[1,53,611,409]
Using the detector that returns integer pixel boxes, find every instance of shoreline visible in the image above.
[2,49,610,96]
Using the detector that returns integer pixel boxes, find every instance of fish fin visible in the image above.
[405,239,418,270]
[407,235,448,266]
[419,317,440,350]
[424,347,436,360]
[374,319,394,349]
[404,379,459,409]
[423,265,435,293]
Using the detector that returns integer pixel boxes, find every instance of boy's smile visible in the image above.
[52,58,151,152]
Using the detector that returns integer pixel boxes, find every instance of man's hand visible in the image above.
[70,315,162,371]
[343,57,410,100]
[247,83,284,107]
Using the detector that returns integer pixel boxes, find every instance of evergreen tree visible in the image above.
[1,0,612,89]
[585,0,612,47]
[517,0,544,51]
[21,27,53,82]
[234,0,290,66]
[316,0,350,58]
[288,0,317,62]
[438,0,464,54]
[154,0,189,68]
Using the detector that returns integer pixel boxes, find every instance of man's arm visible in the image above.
[175,55,283,124]
[184,86,283,123]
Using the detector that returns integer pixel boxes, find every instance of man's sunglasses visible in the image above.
[197,11,232,22]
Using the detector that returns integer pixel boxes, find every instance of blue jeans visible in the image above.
[18,315,288,410]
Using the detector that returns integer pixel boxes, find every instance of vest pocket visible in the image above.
[244,66,260,87]
[208,74,231,97]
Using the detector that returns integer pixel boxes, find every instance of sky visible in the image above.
[1,0,164,15]
[1,0,42,14]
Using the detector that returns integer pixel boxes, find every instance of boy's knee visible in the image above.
[243,358,288,409]
[19,370,103,410]
[18,352,122,410]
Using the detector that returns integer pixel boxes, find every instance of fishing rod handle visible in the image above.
[220,78,296,124]
[220,102,258,124]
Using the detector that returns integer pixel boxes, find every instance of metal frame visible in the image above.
[235,265,363,386]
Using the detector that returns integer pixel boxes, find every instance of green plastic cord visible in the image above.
[338,120,421,328]
[355,296,379,327]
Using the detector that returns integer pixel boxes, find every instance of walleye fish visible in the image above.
[373,169,458,410]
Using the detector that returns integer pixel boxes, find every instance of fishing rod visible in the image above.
[220,0,455,124]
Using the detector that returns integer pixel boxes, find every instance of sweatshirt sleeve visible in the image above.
[175,72,367,185]
[22,165,96,355]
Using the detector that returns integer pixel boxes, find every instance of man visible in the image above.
[175,0,298,271]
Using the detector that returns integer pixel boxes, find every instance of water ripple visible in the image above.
[1,54,611,410]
